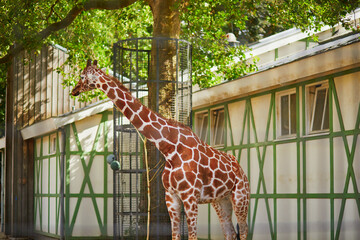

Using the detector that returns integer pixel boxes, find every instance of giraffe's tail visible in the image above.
[236,223,241,240]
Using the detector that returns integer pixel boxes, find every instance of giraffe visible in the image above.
[71,60,250,240]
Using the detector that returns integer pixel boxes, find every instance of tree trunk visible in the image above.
[143,0,181,239]
[148,0,180,117]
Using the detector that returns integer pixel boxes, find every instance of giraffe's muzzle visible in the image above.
[71,84,81,96]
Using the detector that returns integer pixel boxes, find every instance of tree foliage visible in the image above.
[1,0,359,87]
[0,0,359,135]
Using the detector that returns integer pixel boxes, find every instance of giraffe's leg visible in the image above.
[211,197,237,240]
[182,196,198,240]
[232,181,250,240]
[165,191,182,240]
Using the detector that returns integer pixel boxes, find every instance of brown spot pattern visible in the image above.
[75,66,250,240]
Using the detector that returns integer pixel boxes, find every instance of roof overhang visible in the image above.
[193,33,360,110]
[21,100,113,140]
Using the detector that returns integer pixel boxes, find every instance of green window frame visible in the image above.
[211,108,225,147]
[195,111,209,143]
[306,81,330,134]
[277,90,297,138]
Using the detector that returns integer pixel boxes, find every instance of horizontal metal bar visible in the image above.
[116,169,146,173]
[115,125,136,132]
[115,212,170,217]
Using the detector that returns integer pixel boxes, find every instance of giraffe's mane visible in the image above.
[102,70,192,132]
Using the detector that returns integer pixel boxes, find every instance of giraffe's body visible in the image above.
[72,60,250,240]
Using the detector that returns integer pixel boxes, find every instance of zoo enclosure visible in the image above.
[112,37,192,239]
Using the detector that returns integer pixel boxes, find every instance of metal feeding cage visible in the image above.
[112,38,192,239]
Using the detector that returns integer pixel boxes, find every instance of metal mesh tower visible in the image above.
[112,38,192,239]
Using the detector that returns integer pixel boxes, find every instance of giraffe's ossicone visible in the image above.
[72,60,250,240]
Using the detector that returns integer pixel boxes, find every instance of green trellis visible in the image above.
[34,131,62,238]
[34,111,113,239]
[194,68,360,240]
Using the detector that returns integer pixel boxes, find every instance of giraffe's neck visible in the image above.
[96,71,180,155]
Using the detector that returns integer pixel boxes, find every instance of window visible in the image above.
[50,134,57,154]
[307,82,329,133]
[211,108,225,146]
[195,108,225,146]
[195,112,208,142]
[277,91,297,137]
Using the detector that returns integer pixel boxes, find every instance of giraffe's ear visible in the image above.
[93,60,98,67]
[87,59,92,67]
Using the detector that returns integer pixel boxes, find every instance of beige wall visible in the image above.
[194,47,360,239]
[13,45,99,130]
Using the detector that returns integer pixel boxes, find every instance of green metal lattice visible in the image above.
[34,111,113,239]
[193,68,360,240]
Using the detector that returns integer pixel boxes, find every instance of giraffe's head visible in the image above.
[71,59,100,96]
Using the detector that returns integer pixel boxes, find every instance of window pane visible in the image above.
[200,115,208,142]
[323,95,329,130]
[312,89,326,131]
[281,95,289,135]
[214,111,225,145]
[290,93,297,134]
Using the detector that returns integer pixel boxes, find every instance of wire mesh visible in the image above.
[113,38,192,239]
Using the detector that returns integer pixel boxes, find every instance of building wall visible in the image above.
[194,69,360,239]
[5,45,102,237]
[33,111,114,239]
[13,45,98,130]
[34,131,62,237]
[66,111,114,239]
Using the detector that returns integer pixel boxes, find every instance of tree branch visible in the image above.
[0,0,138,64]
[46,0,61,23]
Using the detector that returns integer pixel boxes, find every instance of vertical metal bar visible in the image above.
[155,38,161,238]
[175,39,179,122]
[135,38,140,239]
[113,42,118,240]
[156,38,160,113]
[120,116,124,239]
[189,44,193,129]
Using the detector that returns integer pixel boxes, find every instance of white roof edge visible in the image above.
[193,39,360,110]
[52,44,69,53]
[245,8,360,58]
[256,33,360,73]
[0,137,5,149]
[245,27,328,58]
[21,100,113,140]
